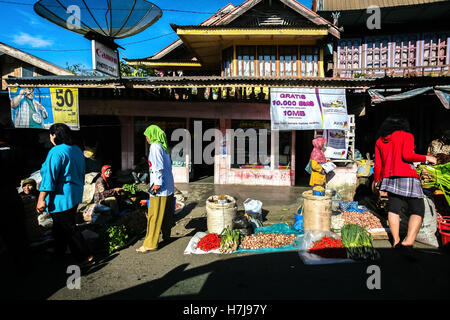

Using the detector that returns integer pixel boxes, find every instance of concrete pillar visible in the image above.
[120,116,134,170]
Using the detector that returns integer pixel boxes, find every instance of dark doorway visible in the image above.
[79,115,121,170]
[295,130,315,186]
[190,118,218,183]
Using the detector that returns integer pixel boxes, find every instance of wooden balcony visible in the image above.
[336,65,450,79]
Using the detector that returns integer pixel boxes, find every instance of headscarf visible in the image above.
[101,165,112,188]
[83,147,96,159]
[143,125,169,154]
[21,178,36,188]
[310,137,327,164]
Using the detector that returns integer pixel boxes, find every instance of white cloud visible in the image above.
[16,9,42,26]
[12,32,53,48]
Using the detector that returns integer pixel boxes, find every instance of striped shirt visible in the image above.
[380,176,424,198]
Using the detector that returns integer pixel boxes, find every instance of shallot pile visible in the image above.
[239,233,296,250]
[342,211,383,230]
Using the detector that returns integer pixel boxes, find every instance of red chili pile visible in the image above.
[197,233,221,251]
[308,236,347,259]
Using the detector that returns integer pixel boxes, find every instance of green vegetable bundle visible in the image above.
[220,227,243,254]
[103,225,129,254]
[122,184,144,195]
[341,224,380,261]
[417,163,450,206]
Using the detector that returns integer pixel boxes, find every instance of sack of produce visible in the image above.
[414,195,439,248]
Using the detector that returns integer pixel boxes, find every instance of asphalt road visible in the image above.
[2,183,450,302]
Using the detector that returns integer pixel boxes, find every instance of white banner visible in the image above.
[92,40,119,77]
[324,129,348,159]
[270,88,349,131]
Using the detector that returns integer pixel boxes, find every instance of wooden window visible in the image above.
[237,46,256,76]
[300,47,319,77]
[258,46,276,77]
[230,120,271,169]
[21,65,34,77]
[365,36,391,75]
[423,33,448,69]
[222,47,234,77]
[279,46,298,77]
[337,39,361,78]
[392,34,418,75]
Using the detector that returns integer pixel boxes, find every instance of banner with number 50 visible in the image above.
[9,86,79,130]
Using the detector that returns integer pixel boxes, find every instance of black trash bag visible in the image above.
[235,227,253,236]
[232,215,251,230]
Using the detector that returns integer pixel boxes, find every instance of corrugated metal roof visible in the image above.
[5,75,375,89]
[5,75,449,90]
[318,0,449,11]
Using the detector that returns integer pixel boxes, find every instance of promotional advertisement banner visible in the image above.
[9,86,80,130]
[270,88,349,131]
[324,129,349,159]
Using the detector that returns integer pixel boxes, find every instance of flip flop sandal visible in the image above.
[136,246,157,254]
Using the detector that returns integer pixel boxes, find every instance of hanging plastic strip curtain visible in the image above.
[368,86,450,109]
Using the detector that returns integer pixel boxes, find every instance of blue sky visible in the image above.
[0,0,313,71]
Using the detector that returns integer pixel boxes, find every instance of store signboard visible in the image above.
[9,86,80,130]
[270,88,349,131]
[92,40,119,77]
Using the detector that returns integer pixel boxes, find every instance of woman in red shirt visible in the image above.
[374,115,437,249]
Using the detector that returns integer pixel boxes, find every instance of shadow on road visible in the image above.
[0,249,118,299]
[98,247,450,300]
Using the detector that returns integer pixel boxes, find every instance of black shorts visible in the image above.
[387,192,425,218]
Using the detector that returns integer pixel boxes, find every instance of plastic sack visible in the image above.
[357,159,372,177]
[248,215,263,230]
[184,232,221,255]
[244,199,262,214]
[232,215,252,230]
[415,195,439,247]
[244,198,263,222]
[339,201,365,213]
[293,214,303,232]
[305,160,312,174]
[295,230,355,265]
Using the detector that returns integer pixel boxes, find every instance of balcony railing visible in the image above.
[336,65,450,78]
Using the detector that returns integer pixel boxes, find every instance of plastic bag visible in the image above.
[296,230,355,265]
[415,195,439,247]
[244,198,263,223]
[232,215,252,229]
[305,160,312,174]
[248,215,263,230]
[243,199,262,214]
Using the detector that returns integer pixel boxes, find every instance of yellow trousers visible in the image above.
[143,195,174,249]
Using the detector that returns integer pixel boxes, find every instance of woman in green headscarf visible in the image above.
[136,125,175,253]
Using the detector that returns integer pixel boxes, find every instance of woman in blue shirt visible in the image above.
[136,125,175,253]
[37,123,93,264]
